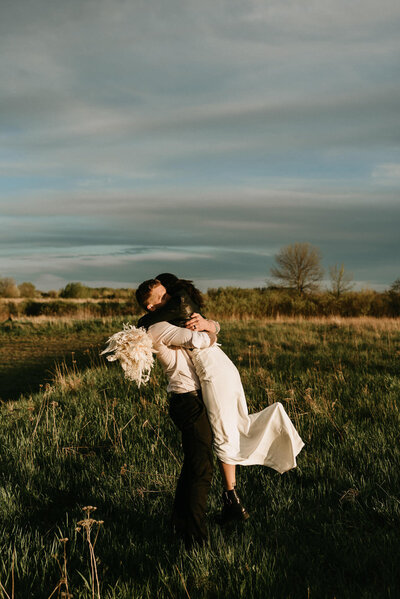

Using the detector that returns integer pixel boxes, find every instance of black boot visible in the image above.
[216,487,250,525]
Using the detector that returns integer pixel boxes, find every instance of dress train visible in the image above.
[192,345,304,473]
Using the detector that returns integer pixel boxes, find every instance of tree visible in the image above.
[18,282,37,298]
[329,264,354,298]
[0,277,20,298]
[389,278,400,294]
[60,282,91,299]
[270,243,324,294]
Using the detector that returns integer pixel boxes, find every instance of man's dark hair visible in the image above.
[135,278,161,311]
[156,273,204,309]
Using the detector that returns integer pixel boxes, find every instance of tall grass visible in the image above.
[1,285,400,320]
[0,319,399,597]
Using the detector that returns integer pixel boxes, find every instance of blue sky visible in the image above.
[1,0,399,291]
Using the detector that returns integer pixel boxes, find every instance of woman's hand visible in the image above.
[185,313,214,332]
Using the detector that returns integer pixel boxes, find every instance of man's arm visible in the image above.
[150,322,216,349]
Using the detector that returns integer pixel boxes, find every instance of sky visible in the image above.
[1,0,399,291]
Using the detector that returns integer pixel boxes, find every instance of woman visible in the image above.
[137,273,304,523]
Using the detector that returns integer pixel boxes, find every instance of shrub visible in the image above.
[0,277,20,298]
[18,282,37,298]
[60,282,92,299]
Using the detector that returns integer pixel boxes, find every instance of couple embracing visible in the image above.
[133,273,304,550]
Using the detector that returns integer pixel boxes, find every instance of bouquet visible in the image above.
[100,324,156,387]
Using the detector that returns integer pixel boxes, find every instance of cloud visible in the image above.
[1,0,399,289]
[372,163,400,184]
[1,189,399,290]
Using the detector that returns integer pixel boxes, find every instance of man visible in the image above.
[136,278,218,549]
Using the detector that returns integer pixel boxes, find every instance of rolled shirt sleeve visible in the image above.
[154,323,214,349]
[147,321,214,393]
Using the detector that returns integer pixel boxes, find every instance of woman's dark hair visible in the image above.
[155,273,179,291]
[156,273,204,309]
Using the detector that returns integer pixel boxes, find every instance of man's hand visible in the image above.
[185,313,215,333]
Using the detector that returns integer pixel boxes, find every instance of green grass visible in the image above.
[0,319,399,598]
[0,318,123,400]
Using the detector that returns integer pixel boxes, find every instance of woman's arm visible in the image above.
[185,313,220,334]
[138,284,219,334]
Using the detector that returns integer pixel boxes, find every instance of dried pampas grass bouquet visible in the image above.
[101,324,156,387]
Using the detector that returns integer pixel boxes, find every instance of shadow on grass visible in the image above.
[0,347,102,401]
[5,456,400,598]
[12,480,183,595]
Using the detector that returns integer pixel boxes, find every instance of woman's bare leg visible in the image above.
[218,460,236,490]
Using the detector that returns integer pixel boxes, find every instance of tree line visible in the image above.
[1,242,398,298]
[1,243,399,318]
[0,280,133,299]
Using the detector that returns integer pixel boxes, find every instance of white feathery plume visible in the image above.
[100,324,156,387]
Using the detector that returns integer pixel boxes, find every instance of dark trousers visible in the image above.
[169,389,214,546]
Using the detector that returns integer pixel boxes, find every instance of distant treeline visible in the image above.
[0,299,137,320]
[1,287,400,320]
[1,244,400,319]
[0,279,133,300]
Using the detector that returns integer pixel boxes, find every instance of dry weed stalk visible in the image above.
[120,464,177,496]
[282,391,305,433]
[175,565,191,598]
[76,506,104,599]
[143,419,181,465]
[301,387,344,441]
[0,548,15,599]
[249,344,262,372]
[51,401,60,452]
[30,397,46,437]
[120,465,176,480]
[103,394,135,451]
[47,538,72,599]
[339,488,359,504]
[52,359,82,393]
[28,396,61,456]
[0,581,11,599]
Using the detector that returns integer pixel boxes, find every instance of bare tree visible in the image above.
[389,278,400,294]
[270,243,324,293]
[329,264,354,298]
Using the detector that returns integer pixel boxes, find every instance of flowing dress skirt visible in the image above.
[191,345,304,473]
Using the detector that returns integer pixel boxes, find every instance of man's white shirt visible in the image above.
[147,321,214,394]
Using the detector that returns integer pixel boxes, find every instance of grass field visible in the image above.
[0,317,399,598]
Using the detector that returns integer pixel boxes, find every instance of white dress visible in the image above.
[191,345,304,474]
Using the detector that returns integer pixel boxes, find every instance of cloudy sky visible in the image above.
[1,0,399,291]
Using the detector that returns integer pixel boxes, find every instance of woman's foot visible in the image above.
[216,488,250,525]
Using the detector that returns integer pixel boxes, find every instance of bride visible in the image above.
[134,273,304,523]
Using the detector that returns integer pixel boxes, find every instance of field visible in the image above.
[0,317,399,598]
